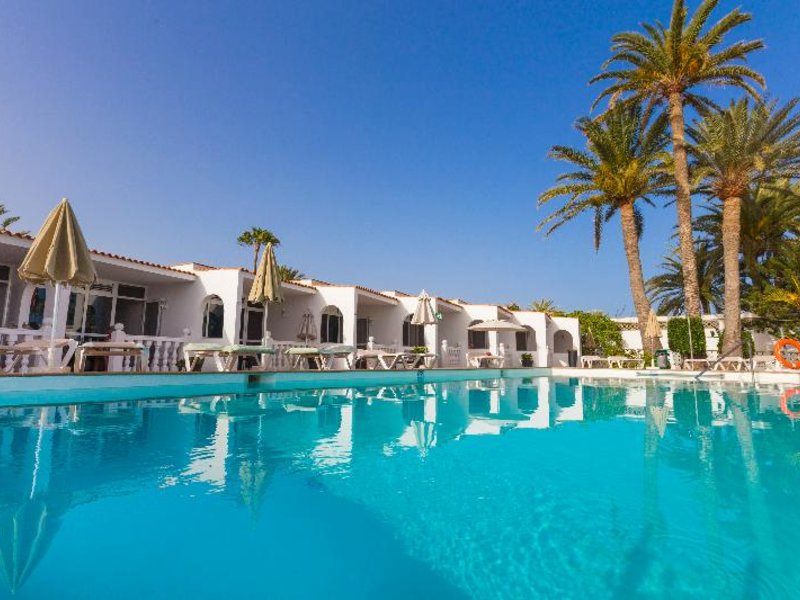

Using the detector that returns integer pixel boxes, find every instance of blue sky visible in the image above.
[0,1,797,313]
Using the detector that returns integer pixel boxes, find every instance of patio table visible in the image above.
[76,341,146,373]
[474,355,503,368]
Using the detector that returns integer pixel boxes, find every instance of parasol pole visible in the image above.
[49,282,62,368]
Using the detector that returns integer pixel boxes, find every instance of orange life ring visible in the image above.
[774,338,800,370]
[780,388,800,419]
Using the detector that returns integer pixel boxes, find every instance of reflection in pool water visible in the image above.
[1,377,799,599]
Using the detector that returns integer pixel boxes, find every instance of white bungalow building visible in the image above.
[0,230,581,370]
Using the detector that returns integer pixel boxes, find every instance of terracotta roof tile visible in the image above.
[0,230,195,276]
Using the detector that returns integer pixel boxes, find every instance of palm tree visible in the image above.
[528,298,560,314]
[749,242,800,333]
[237,227,280,273]
[690,98,800,355]
[278,265,304,282]
[694,183,800,293]
[647,242,723,315]
[538,104,672,345]
[591,0,765,317]
[0,204,21,232]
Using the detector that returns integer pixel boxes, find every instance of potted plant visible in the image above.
[411,346,428,354]
[520,353,534,367]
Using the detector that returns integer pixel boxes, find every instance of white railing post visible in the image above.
[367,336,375,350]
[110,324,126,371]
[441,339,448,366]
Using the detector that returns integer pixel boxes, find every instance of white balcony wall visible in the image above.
[150,268,242,343]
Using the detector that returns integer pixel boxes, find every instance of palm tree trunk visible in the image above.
[252,243,261,273]
[620,201,660,350]
[668,92,702,318]
[721,196,742,357]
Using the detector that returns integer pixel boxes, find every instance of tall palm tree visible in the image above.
[538,104,672,345]
[690,98,800,355]
[647,242,723,315]
[694,183,800,293]
[237,227,280,273]
[591,0,765,317]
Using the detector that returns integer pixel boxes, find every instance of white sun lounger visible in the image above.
[286,346,323,370]
[218,345,276,372]
[580,355,609,368]
[0,338,78,373]
[318,345,355,370]
[607,355,644,369]
[183,343,225,371]
[183,342,276,372]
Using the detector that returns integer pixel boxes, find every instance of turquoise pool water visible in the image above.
[1,376,799,599]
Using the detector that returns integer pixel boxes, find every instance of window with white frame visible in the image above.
[66,282,149,339]
[320,306,343,344]
[402,314,425,347]
[240,301,264,344]
[202,295,225,338]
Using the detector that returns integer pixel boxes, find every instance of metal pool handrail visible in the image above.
[694,332,756,383]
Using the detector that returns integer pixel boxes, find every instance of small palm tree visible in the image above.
[647,242,723,315]
[238,227,280,272]
[591,0,765,317]
[538,104,672,345]
[690,98,800,355]
[0,204,21,232]
[278,265,304,282]
[528,298,560,314]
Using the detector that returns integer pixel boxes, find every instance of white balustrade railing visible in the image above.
[0,327,47,372]
[111,324,191,372]
[440,340,465,367]
[366,336,399,353]
[267,339,308,370]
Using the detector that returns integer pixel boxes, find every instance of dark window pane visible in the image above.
[85,295,113,335]
[115,298,145,336]
[205,304,224,338]
[246,309,263,343]
[144,302,161,336]
[118,284,146,299]
[516,331,528,351]
[28,288,46,329]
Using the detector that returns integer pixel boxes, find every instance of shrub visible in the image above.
[667,317,706,357]
[567,310,624,357]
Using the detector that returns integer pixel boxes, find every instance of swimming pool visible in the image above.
[1,376,798,599]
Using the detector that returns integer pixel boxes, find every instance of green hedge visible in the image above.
[718,329,755,358]
[567,310,624,357]
[667,317,707,357]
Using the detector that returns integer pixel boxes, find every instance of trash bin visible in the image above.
[567,350,578,367]
[654,349,671,369]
